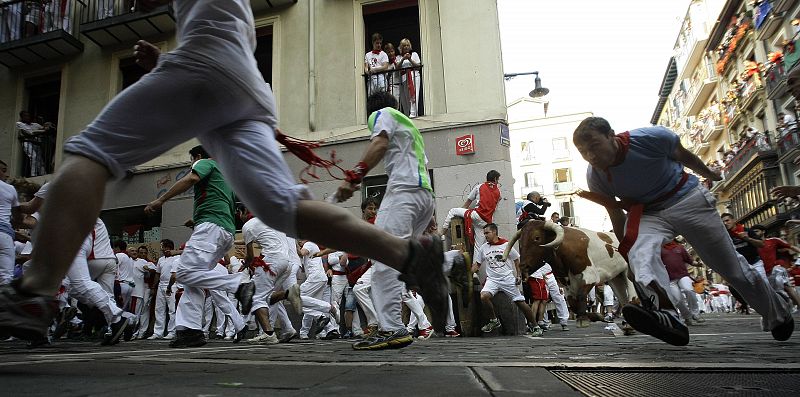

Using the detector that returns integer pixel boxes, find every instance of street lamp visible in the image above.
[503,71,550,98]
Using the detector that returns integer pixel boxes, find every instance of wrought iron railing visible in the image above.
[776,128,799,158]
[364,64,424,118]
[722,132,774,180]
[0,0,83,44]
[80,0,138,23]
[18,132,56,177]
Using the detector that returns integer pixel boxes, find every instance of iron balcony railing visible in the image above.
[722,132,774,181]
[0,0,84,44]
[776,128,799,159]
[364,64,424,118]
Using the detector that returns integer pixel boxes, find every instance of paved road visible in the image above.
[1,313,798,396]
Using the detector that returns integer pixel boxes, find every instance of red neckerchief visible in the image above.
[371,49,381,55]
[604,131,630,182]
[487,238,509,246]
[388,56,396,64]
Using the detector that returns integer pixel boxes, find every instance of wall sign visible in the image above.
[456,134,475,155]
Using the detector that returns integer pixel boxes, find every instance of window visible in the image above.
[254,25,273,85]
[100,205,161,245]
[19,72,61,177]
[560,200,574,219]
[363,0,423,117]
[119,57,147,92]
[552,137,569,159]
[524,172,537,188]
[553,168,573,193]
[521,140,535,162]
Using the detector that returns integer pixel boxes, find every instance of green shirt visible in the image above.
[191,159,236,235]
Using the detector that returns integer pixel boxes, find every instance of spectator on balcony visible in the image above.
[383,42,400,104]
[1,0,23,42]
[397,38,421,118]
[753,129,771,151]
[777,112,797,137]
[43,0,71,32]
[16,111,46,177]
[23,0,43,38]
[97,0,116,20]
[364,32,389,95]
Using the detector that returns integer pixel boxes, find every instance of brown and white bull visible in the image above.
[504,220,636,328]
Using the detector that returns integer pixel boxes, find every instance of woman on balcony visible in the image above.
[397,38,421,118]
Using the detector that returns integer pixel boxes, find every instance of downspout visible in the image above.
[308,0,316,132]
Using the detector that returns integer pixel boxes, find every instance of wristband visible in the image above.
[345,161,370,184]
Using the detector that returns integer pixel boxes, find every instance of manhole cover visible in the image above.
[550,370,800,397]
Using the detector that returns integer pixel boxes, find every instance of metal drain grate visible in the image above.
[550,370,800,397]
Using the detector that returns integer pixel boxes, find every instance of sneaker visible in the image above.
[603,314,614,323]
[123,323,136,342]
[287,284,303,314]
[481,318,501,333]
[444,330,460,338]
[146,334,162,340]
[27,335,51,349]
[538,321,550,331]
[691,314,705,323]
[163,332,176,340]
[771,315,794,342]
[247,332,279,345]
[223,335,233,341]
[361,324,379,339]
[560,323,570,331]
[279,331,298,343]
[352,329,414,350]
[169,329,207,348]
[0,284,59,342]
[233,327,247,343]
[308,316,330,340]
[101,317,129,346]
[622,302,689,346]
[417,326,433,339]
[53,307,78,340]
[299,335,309,340]
[342,330,354,339]
[529,326,543,337]
[321,331,341,340]
[235,282,256,315]
[398,235,448,333]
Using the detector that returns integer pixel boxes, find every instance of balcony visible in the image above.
[755,1,783,40]
[0,0,84,68]
[739,75,764,110]
[685,65,718,116]
[702,120,724,142]
[765,62,787,99]
[364,64,424,118]
[775,0,794,13]
[723,133,777,183]
[776,128,800,163]
[723,100,742,127]
[674,28,708,80]
[554,181,574,195]
[79,1,175,47]
[715,19,751,75]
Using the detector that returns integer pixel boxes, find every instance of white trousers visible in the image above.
[403,290,431,331]
[251,257,290,314]
[544,274,569,324]
[603,284,615,308]
[153,284,176,336]
[118,282,133,312]
[443,207,487,259]
[87,258,117,296]
[668,276,700,320]
[353,267,378,327]
[63,54,308,238]
[628,186,789,329]
[135,288,154,335]
[299,279,336,337]
[371,187,434,331]
[66,238,123,325]
[0,233,14,285]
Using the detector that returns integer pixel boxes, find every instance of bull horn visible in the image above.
[501,228,524,261]
[540,221,564,249]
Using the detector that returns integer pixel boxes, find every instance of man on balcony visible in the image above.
[364,32,389,95]
[16,111,46,177]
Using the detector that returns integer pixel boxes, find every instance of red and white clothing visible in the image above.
[476,240,523,302]
[365,50,389,94]
[443,181,502,258]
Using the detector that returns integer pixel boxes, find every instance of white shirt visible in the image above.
[474,241,519,282]
[172,0,278,129]
[156,255,178,286]
[327,251,346,273]
[242,217,288,263]
[396,51,421,81]
[365,50,389,88]
[301,241,326,283]
[0,180,19,236]
[116,252,134,283]
[369,107,432,191]
[132,258,155,298]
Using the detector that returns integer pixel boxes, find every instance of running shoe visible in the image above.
[101,317,129,346]
[444,329,460,338]
[248,332,279,345]
[53,306,78,340]
[481,318,501,333]
[417,326,433,339]
[0,284,59,342]
[352,329,414,350]
[771,315,794,341]
[308,315,330,340]
[622,298,689,346]
[169,329,207,348]
[279,331,298,343]
[233,327,248,343]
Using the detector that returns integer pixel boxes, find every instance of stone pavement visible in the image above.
[1,312,798,396]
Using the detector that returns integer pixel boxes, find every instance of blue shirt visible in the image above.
[586,126,698,211]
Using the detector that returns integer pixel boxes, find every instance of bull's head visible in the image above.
[501,220,564,261]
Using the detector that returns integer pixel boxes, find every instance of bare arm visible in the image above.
[245,242,256,266]
[144,172,200,214]
[672,144,722,181]
[607,207,627,242]
[18,196,43,215]
[336,133,390,201]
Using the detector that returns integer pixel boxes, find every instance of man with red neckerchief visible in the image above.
[572,116,793,346]
[442,170,502,258]
[750,225,800,310]
[471,223,539,335]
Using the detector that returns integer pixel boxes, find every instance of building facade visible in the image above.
[0,0,515,245]
[652,0,800,245]
[507,98,609,231]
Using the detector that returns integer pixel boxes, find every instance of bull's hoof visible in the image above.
[586,312,604,322]
[577,319,591,328]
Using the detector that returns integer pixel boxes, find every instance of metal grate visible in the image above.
[550,370,800,397]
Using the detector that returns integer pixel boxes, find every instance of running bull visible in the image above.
[504,220,635,328]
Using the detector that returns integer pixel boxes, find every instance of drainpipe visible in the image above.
[308,0,316,132]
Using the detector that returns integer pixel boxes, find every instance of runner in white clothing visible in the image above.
[0,160,21,285]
